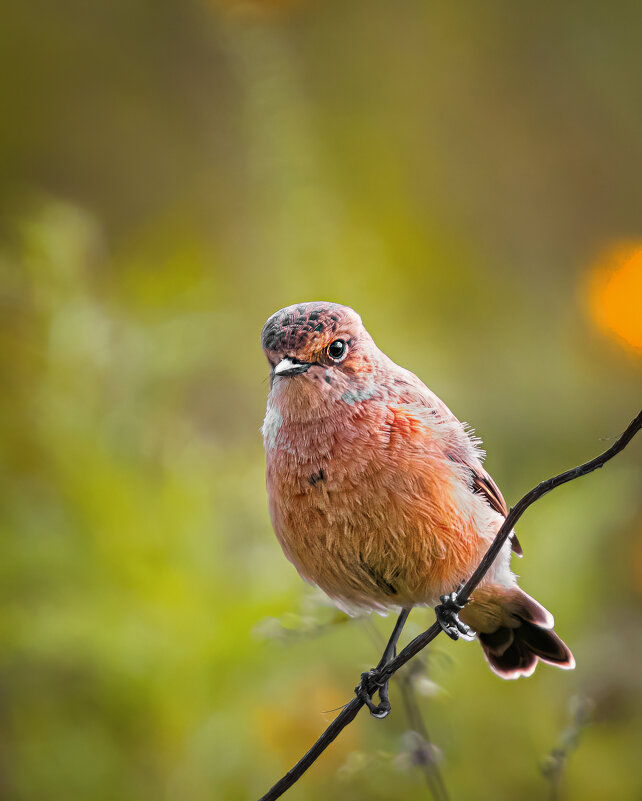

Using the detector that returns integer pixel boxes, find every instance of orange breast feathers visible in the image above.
[265,400,501,612]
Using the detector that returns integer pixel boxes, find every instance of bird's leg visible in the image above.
[377,606,411,669]
[356,607,411,719]
[434,584,476,641]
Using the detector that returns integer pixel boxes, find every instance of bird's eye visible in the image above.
[328,339,347,361]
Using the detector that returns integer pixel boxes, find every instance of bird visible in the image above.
[261,301,574,711]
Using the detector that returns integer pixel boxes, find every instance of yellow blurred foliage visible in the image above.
[254,676,358,772]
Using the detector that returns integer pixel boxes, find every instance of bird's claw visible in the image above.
[435,590,476,641]
[355,670,391,719]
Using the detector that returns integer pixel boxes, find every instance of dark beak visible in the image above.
[273,358,312,377]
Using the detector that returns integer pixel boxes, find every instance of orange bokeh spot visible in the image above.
[590,245,642,350]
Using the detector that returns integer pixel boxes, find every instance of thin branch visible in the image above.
[541,695,593,801]
[364,620,450,801]
[258,410,642,801]
[396,667,451,801]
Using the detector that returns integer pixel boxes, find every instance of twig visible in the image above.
[396,667,451,801]
[541,695,593,801]
[363,620,450,801]
[258,410,642,801]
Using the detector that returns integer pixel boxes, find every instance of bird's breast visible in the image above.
[263,397,494,610]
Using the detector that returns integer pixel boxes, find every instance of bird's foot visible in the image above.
[355,669,391,719]
[435,590,476,641]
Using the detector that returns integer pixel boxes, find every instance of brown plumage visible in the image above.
[261,301,574,679]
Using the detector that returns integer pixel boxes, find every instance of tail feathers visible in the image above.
[480,620,574,679]
[478,590,575,680]
[508,589,554,629]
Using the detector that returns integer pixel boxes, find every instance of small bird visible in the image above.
[261,301,574,696]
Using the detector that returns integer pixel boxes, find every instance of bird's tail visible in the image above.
[460,586,575,679]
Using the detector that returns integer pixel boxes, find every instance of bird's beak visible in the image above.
[273,358,311,377]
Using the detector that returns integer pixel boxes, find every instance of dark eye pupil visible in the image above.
[329,339,346,359]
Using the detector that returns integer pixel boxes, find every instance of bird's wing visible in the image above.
[386,362,523,556]
[466,464,522,556]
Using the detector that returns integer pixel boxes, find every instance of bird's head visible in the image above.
[261,301,379,418]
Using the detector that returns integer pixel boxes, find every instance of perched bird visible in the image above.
[261,301,574,694]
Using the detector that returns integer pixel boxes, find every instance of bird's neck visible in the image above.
[263,371,384,464]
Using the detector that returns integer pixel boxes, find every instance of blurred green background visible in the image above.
[1,1,641,800]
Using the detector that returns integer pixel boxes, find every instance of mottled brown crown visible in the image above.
[261,301,361,356]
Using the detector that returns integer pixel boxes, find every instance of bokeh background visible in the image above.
[1,1,641,800]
